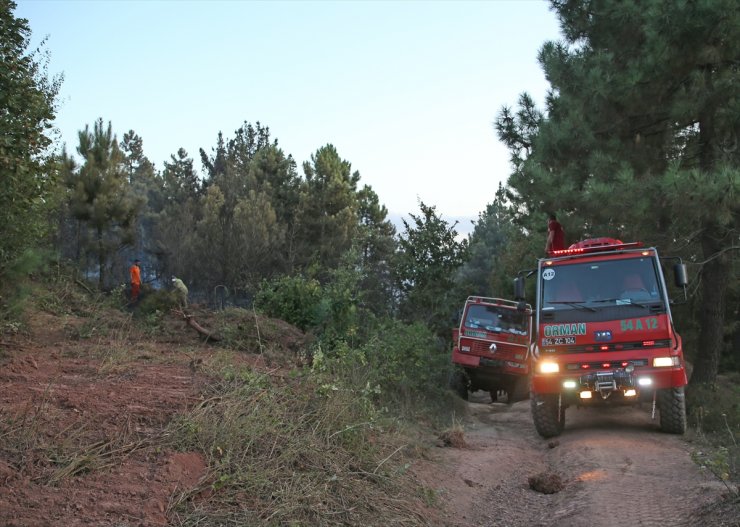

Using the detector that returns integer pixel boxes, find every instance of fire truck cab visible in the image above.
[515,238,689,438]
[450,296,532,403]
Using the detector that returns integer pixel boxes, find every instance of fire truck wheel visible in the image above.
[657,387,687,434]
[448,369,469,401]
[531,393,565,438]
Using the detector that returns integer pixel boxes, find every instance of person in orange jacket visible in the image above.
[129,259,141,303]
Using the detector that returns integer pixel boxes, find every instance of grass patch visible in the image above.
[165,365,428,526]
[438,420,467,448]
[686,373,740,490]
[209,307,312,365]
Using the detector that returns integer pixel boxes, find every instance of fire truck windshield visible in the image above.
[464,304,528,335]
[540,257,663,321]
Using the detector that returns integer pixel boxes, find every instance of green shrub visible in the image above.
[135,288,179,316]
[254,275,323,331]
[0,249,49,322]
[313,319,455,419]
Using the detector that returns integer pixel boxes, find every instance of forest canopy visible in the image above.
[1,0,737,383]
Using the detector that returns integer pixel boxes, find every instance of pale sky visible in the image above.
[17,0,561,233]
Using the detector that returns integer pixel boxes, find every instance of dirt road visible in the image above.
[413,393,732,527]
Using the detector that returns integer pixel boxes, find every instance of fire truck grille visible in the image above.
[561,339,672,353]
[565,359,649,371]
[461,338,526,356]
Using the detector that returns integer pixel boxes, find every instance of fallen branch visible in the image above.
[75,279,95,294]
[174,309,221,342]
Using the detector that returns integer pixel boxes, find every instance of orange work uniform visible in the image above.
[130,262,141,302]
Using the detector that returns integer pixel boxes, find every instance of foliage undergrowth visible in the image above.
[1,268,460,525]
[165,364,427,526]
[687,373,740,490]
[209,307,311,365]
[0,256,135,349]
[1,250,56,323]
[254,275,323,332]
[312,319,460,425]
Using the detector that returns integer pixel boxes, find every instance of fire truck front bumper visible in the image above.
[452,347,481,367]
[532,365,687,398]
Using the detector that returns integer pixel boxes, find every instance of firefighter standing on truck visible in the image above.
[545,214,565,253]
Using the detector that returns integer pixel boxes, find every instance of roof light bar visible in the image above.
[547,240,644,257]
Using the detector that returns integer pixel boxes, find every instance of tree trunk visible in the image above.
[690,226,729,385]
[97,227,105,290]
[690,73,727,385]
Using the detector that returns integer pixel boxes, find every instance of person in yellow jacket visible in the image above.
[171,277,189,307]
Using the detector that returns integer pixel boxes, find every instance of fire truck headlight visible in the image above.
[580,391,592,399]
[539,361,559,374]
[461,346,471,352]
[653,356,678,367]
[563,380,577,389]
[624,389,637,397]
[638,377,652,386]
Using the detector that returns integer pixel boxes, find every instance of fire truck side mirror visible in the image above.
[673,263,688,288]
[514,277,526,302]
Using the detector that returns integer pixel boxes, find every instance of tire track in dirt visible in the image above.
[540,405,726,527]
[412,394,729,527]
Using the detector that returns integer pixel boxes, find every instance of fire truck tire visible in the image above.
[449,368,469,401]
[531,393,565,438]
[657,387,687,434]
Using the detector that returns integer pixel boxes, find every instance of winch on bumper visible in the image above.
[546,364,660,404]
[578,366,638,400]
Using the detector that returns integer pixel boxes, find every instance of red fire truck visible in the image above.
[514,238,689,438]
[450,296,532,403]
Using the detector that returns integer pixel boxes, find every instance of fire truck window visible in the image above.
[465,306,493,328]
[542,257,661,308]
[464,305,527,334]
[620,274,655,301]
[552,281,584,302]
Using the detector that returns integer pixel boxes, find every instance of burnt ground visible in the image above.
[0,305,737,526]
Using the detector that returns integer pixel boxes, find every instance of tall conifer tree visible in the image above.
[296,145,360,275]
[496,0,739,383]
[65,119,140,288]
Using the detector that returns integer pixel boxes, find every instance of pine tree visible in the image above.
[458,183,525,298]
[356,184,398,317]
[496,0,739,382]
[65,119,140,288]
[296,145,360,276]
[161,148,202,207]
